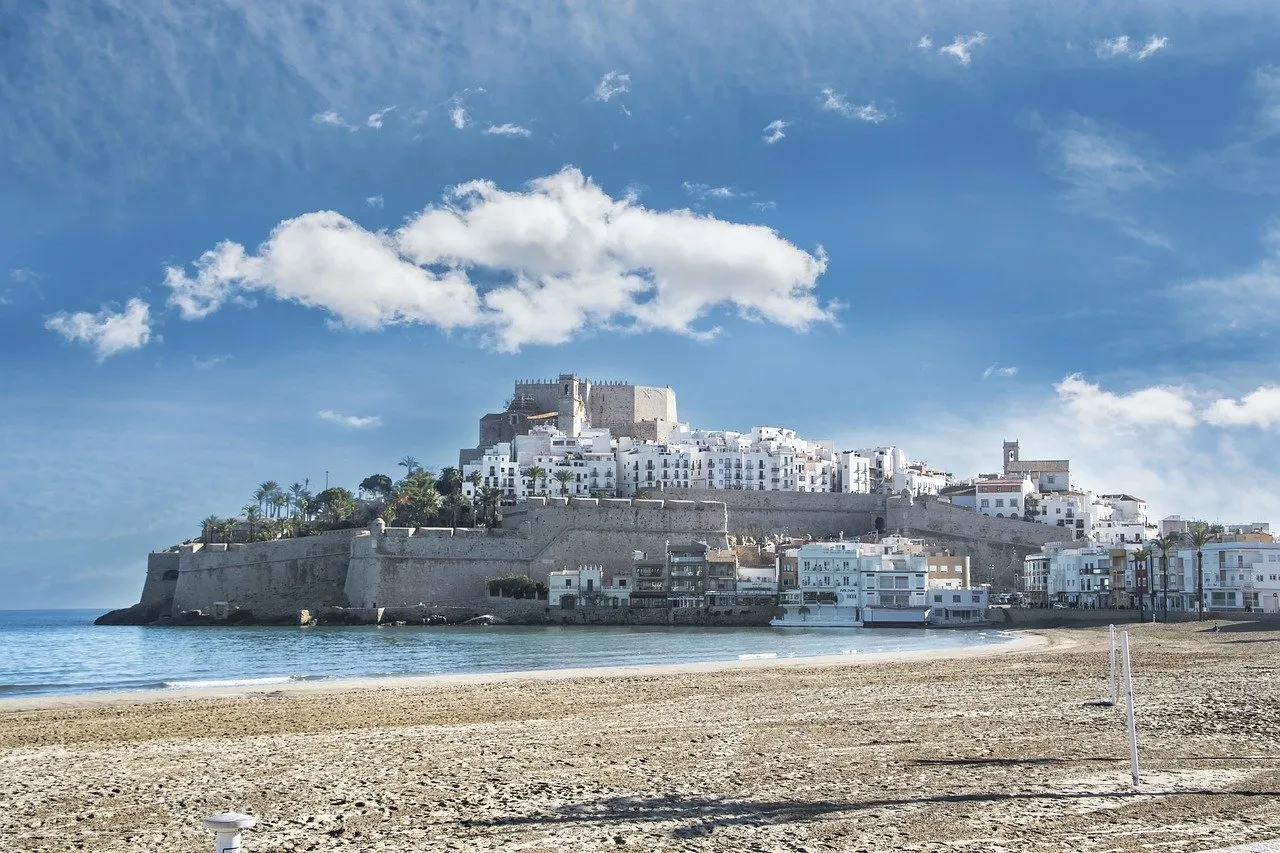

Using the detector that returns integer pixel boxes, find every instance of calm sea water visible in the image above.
[0,610,1014,698]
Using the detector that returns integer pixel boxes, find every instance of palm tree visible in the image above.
[200,515,220,545]
[399,457,420,480]
[1131,548,1151,612]
[258,481,280,516]
[1153,533,1180,621]
[218,518,237,543]
[478,486,502,527]
[1188,523,1222,621]
[527,465,546,497]
[253,486,268,515]
[443,492,467,529]
[242,504,262,541]
[553,469,575,496]
[272,492,287,519]
[440,467,464,496]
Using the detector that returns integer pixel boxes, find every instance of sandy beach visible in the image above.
[3,621,1278,851]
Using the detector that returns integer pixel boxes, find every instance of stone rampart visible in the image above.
[171,537,353,620]
[661,489,885,539]
[140,551,180,607]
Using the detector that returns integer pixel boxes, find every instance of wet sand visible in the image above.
[3,621,1278,851]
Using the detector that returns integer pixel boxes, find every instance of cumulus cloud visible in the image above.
[593,70,630,102]
[365,194,384,208]
[1056,373,1197,429]
[939,32,987,65]
[449,104,469,130]
[312,110,357,131]
[483,123,532,137]
[762,119,789,144]
[1096,34,1168,60]
[917,36,933,50]
[819,88,887,123]
[45,298,152,360]
[982,363,1018,379]
[1204,387,1280,427]
[682,182,735,201]
[318,409,382,428]
[162,167,832,352]
[366,105,396,129]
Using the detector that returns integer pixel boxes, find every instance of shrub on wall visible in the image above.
[488,575,547,599]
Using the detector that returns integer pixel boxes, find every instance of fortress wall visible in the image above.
[661,489,885,539]
[346,500,729,609]
[139,551,181,607]
[171,537,354,620]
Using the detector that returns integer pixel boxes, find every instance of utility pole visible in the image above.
[325,470,329,490]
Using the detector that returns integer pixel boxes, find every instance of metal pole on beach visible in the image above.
[204,813,256,853]
[1121,631,1139,786]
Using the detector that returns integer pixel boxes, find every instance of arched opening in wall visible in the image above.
[162,569,179,581]
[874,517,885,535]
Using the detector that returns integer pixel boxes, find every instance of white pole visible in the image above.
[1108,624,1118,705]
[204,813,256,853]
[1121,630,1139,786]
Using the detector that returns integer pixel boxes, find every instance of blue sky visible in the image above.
[5,0,1280,608]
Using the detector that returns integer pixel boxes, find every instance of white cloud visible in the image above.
[192,354,230,370]
[938,32,987,65]
[682,182,736,201]
[366,105,396,129]
[751,200,777,212]
[1174,225,1280,333]
[1034,114,1171,246]
[10,267,37,283]
[819,88,887,124]
[1204,387,1280,427]
[917,36,933,50]
[3,267,41,306]
[1095,34,1167,60]
[982,363,1018,379]
[593,70,630,102]
[1135,35,1169,60]
[45,298,152,360]
[483,123,532,137]
[762,119,789,145]
[1055,373,1197,429]
[318,409,382,429]
[162,166,832,352]
[365,194,384,208]
[449,104,469,130]
[312,110,357,131]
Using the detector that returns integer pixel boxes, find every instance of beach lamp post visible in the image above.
[204,812,256,852]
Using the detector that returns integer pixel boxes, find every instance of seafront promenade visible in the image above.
[3,622,1279,851]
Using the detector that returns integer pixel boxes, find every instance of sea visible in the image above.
[0,609,1015,699]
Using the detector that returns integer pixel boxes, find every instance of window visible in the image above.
[995,499,1005,508]
[934,594,943,603]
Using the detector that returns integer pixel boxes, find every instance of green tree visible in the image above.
[553,469,575,496]
[386,469,442,527]
[218,518,237,543]
[478,486,502,527]
[527,465,546,496]
[398,457,420,481]
[200,515,220,545]
[443,492,468,529]
[1131,548,1151,611]
[1188,523,1223,620]
[242,504,262,540]
[258,481,281,517]
[1153,533,1180,620]
[439,467,464,496]
[312,487,357,527]
[1021,494,1040,523]
[359,474,395,499]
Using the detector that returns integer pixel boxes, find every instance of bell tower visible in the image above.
[1002,440,1019,474]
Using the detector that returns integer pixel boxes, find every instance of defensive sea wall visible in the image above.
[345,497,729,611]
[661,489,885,539]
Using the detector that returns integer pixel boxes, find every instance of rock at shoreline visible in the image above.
[94,602,166,626]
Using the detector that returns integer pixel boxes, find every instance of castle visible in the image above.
[462,374,678,465]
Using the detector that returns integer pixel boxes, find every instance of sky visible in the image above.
[4,0,1280,608]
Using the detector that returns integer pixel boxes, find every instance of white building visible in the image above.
[461,444,521,502]
[836,451,872,494]
[736,566,779,595]
[547,565,630,608]
[974,475,1034,520]
[1158,541,1280,613]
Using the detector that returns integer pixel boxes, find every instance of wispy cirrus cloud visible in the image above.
[312,110,357,131]
[982,363,1018,379]
[762,119,789,144]
[45,298,153,360]
[483,123,531,137]
[1173,225,1280,333]
[160,167,833,352]
[365,194,384,208]
[1032,113,1172,247]
[318,409,382,429]
[938,32,987,65]
[1095,34,1168,60]
[916,35,933,50]
[682,182,736,201]
[366,105,396,129]
[593,70,630,102]
[819,87,887,123]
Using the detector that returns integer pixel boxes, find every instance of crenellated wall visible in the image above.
[661,489,885,539]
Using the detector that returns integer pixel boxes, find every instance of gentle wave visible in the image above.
[162,676,295,690]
